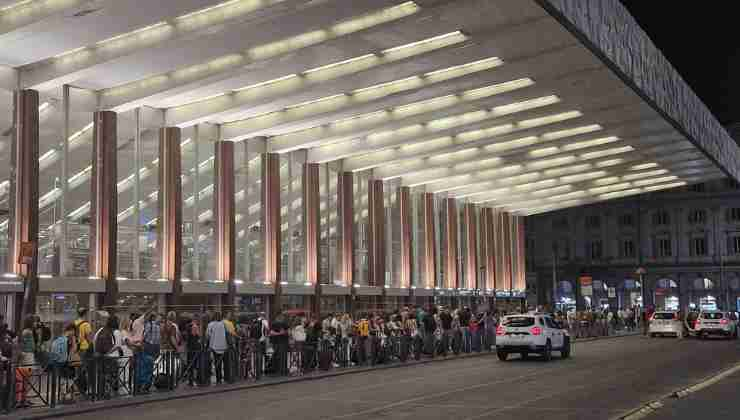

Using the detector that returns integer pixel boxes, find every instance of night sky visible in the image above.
[620,1,739,126]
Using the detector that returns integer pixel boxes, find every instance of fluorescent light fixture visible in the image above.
[285,93,347,110]
[96,21,169,46]
[562,136,619,151]
[580,146,634,159]
[423,57,503,82]
[38,102,51,113]
[518,111,582,129]
[543,124,602,141]
[157,278,169,282]
[644,182,687,192]
[528,146,559,158]
[588,183,631,194]
[382,31,464,54]
[633,175,679,187]
[462,78,534,100]
[595,158,625,168]
[492,95,558,116]
[622,169,669,181]
[560,171,607,183]
[38,274,53,279]
[630,162,659,171]
[234,279,244,285]
[116,276,129,281]
[332,2,420,36]
[69,123,93,142]
[175,0,242,20]
[303,54,377,74]
[352,75,422,95]
[598,189,641,200]
[0,0,33,13]
[233,74,299,92]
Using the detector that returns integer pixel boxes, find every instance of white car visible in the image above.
[696,311,739,339]
[648,311,683,338]
[495,313,570,361]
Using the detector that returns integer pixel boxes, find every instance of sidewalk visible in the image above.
[10,333,639,420]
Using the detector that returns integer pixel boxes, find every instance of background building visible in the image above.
[526,173,740,313]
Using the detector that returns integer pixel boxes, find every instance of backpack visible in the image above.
[94,328,115,355]
[143,322,161,355]
[49,336,69,364]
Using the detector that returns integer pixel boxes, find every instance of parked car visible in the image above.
[695,311,738,339]
[648,311,682,338]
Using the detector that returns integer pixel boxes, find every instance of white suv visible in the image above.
[648,311,683,338]
[696,311,739,339]
[496,313,570,362]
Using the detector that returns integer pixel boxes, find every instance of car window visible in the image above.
[502,317,535,327]
[701,312,724,319]
[539,318,545,326]
[653,313,675,320]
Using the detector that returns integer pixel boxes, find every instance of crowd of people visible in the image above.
[0,304,516,411]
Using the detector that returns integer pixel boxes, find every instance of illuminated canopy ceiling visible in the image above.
[0,0,737,216]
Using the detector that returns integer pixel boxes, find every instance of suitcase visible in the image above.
[318,350,332,371]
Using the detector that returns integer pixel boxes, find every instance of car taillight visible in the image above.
[530,326,542,336]
[496,325,505,336]
[720,319,729,325]
[673,313,679,320]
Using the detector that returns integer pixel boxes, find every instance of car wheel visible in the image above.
[542,340,552,362]
[560,337,571,359]
[497,351,509,361]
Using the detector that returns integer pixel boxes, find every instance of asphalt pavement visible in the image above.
[50,335,740,420]
[647,367,740,420]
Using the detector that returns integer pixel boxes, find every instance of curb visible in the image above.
[611,361,740,420]
[13,334,638,420]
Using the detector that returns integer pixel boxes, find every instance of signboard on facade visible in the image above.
[579,275,593,296]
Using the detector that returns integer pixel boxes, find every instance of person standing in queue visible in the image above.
[270,314,290,376]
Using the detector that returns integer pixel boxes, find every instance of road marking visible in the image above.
[672,361,740,398]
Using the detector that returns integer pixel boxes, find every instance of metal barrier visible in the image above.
[1,331,499,414]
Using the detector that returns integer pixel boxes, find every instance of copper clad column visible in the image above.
[90,111,118,307]
[158,127,182,301]
[483,208,496,291]
[501,212,513,291]
[367,179,385,287]
[444,198,459,289]
[464,203,478,290]
[422,193,437,289]
[303,163,321,314]
[262,153,281,314]
[337,172,354,287]
[512,215,526,292]
[9,90,39,319]
[398,186,412,289]
[215,141,236,302]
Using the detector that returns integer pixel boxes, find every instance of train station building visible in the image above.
[0,0,737,332]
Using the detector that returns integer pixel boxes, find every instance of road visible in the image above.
[66,335,740,420]
[648,368,740,420]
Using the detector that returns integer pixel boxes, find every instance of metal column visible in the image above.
[303,163,321,314]
[90,111,118,307]
[215,140,236,303]
[9,90,39,320]
[444,198,459,290]
[398,186,412,289]
[367,179,385,288]
[158,127,182,302]
[422,192,437,290]
[262,153,281,316]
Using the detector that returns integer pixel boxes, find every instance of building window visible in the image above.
[728,235,740,255]
[585,215,601,229]
[618,213,634,227]
[655,236,672,258]
[620,239,635,258]
[688,209,707,224]
[727,208,740,223]
[689,183,705,193]
[652,211,670,226]
[589,240,603,259]
[689,237,707,257]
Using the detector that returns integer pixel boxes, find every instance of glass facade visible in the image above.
[0,91,526,318]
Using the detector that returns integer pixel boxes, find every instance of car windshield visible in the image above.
[503,317,535,327]
[701,312,724,319]
[653,313,675,320]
